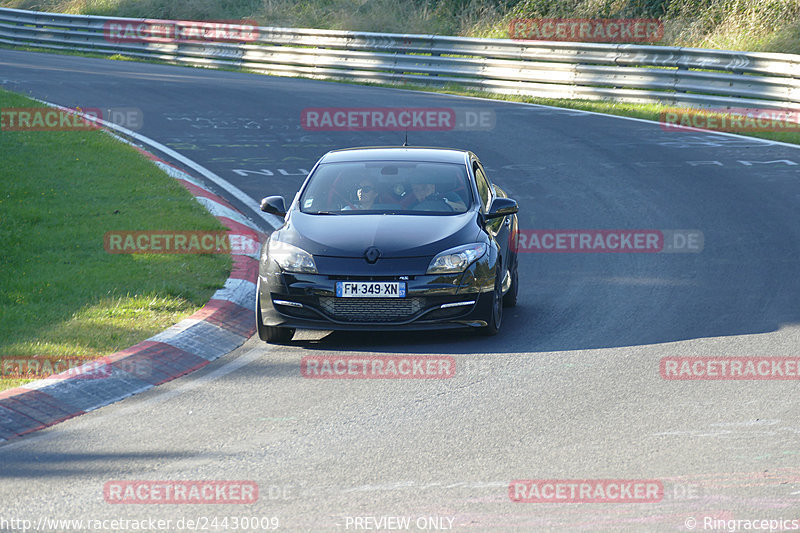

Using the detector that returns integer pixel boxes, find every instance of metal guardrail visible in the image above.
[2,7,799,111]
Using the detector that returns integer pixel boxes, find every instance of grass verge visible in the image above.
[427,88,800,146]
[0,88,231,391]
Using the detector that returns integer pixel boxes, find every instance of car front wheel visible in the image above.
[480,264,503,336]
[256,291,295,344]
[503,259,518,308]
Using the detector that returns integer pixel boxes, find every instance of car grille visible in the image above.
[319,297,424,323]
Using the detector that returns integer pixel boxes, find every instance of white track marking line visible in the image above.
[373,83,800,150]
[29,97,284,230]
[0,346,268,451]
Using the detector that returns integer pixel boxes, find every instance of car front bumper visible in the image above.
[257,253,498,331]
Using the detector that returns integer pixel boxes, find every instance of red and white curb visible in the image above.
[0,149,268,441]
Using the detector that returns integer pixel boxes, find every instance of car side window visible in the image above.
[474,164,492,212]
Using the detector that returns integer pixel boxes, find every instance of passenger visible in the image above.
[409,181,466,212]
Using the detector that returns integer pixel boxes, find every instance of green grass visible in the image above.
[3,0,799,54]
[0,88,231,391]
[479,95,800,145]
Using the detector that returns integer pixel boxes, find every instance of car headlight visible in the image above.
[267,239,317,274]
[427,243,487,274]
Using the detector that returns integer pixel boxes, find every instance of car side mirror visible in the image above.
[260,196,287,217]
[484,197,518,220]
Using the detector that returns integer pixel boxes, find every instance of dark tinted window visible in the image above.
[299,161,472,214]
[474,165,492,212]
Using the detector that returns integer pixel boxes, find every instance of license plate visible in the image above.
[335,281,406,298]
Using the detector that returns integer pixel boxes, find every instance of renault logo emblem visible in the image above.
[364,247,381,264]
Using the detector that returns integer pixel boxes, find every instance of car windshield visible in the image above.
[299,161,472,215]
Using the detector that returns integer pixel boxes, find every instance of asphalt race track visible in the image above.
[2,49,800,531]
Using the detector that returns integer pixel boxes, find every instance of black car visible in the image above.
[256,146,519,343]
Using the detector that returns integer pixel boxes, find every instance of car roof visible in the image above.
[319,146,471,164]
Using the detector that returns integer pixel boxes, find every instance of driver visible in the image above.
[341,172,379,210]
[354,178,379,209]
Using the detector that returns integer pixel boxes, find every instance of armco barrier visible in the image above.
[1,7,799,111]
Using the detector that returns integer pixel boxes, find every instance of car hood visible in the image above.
[279,211,481,258]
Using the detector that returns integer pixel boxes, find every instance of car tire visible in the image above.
[480,264,503,336]
[503,258,518,308]
[256,292,295,344]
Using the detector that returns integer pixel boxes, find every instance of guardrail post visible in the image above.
[430,49,439,77]
[676,63,687,93]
